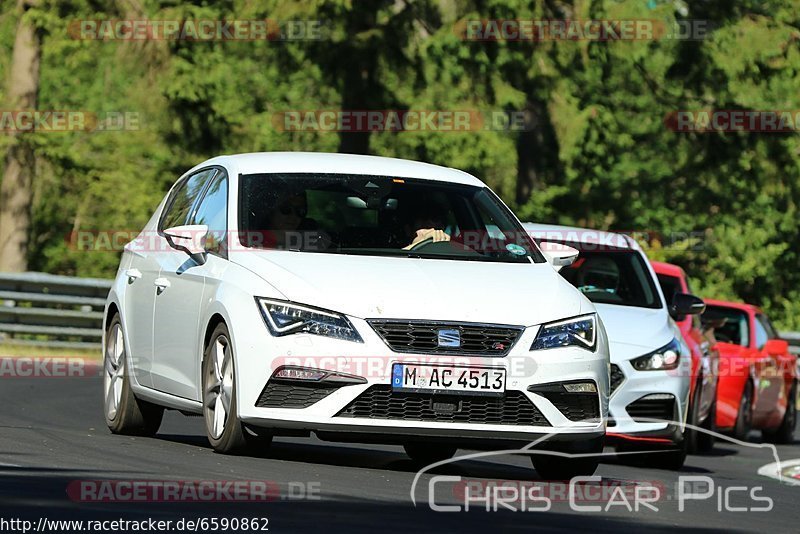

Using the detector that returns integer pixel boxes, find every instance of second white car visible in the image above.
[524,224,706,469]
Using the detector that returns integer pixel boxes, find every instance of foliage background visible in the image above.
[1,0,798,329]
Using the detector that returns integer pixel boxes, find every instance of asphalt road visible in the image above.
[0,370,797,533]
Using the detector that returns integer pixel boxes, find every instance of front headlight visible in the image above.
[631,338,681,371]
[530,314,596,352]
[256,298,363,343]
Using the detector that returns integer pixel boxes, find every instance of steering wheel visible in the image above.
[409,237,443,251]
[408,238,481,257]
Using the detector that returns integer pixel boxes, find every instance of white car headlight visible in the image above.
[631,338,681,371]
[530,314,596,352]
[256,298,363,343]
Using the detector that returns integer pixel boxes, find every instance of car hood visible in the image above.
[231,250,588,326]
[594,303,675,362]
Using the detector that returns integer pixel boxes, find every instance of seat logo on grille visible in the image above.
[437,329,461,348]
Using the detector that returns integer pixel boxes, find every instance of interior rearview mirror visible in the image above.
[538,241,580,271]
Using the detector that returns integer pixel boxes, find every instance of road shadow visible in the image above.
[0,466,743,533]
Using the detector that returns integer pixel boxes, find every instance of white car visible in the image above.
[103,152,610,478]
[524,224,705,469]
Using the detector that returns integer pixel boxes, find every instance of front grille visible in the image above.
[367,320,522,356]
[336,386,550,426]
[536,391,600,422]
[255,381,340,408]
[610,364,625,395]
[625,395,675,423]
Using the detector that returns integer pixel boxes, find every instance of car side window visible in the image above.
[753,315,769,350]
[191,172,228,256]
[756,314,777,340]
[160,169,216,231]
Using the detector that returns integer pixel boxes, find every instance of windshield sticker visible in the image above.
[506,243,527,256]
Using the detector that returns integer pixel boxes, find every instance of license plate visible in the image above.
[391,364,506,395]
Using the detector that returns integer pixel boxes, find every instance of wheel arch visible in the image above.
[105,301,120,330]
[203,313,228,352]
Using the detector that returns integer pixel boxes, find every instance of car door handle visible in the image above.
[154,277,171,291]
[124,268,142,282]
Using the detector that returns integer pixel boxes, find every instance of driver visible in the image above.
[260,190,320,250]
[576,255,620,293]
[401,200,451,250]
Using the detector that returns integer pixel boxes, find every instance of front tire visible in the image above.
[531,437,603,479]
[696,397,717,453]
[202,323,270,454]
[403,443,457,464]
[733,381,753,441]
[617,437,687,470]
[685,382,702,454]
[762,382,797,444]
[686,379,716,454]
[103,314,163,436]
[648,441,687,470]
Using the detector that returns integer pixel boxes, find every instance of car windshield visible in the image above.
[703,305,750,347]
[656,273,681,307]
[237,173,544,263]
[548,243,661,308]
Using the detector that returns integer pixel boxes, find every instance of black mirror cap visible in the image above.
[670,293,706,320]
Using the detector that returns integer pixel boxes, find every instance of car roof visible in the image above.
[703,299,762,315]
[651,261,685,278]
[190,152,485,187]
[521,223,642,251]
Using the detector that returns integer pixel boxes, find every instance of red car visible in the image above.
[701,300,797,443]
[652,262,720,453]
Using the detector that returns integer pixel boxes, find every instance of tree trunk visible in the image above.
[336,4,379,155]
[516,98,559,206]
[0,0,41,272]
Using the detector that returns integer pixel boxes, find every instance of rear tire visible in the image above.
[104,314,163,436]
[531,437,603,479]
[733,381,753,442]
[762,383,797,444]
[403,443,457,464]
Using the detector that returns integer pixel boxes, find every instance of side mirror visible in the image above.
[538,241,579,271]
[163,224,208,263]
[764,339,789,356]
[670,293,705,321]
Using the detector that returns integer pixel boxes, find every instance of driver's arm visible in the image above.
[402,228,450,250]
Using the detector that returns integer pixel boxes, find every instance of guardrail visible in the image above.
[0,272,111,350]
[0,271,798,357]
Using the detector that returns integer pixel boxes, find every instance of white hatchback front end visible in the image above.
[104,153,611,478]
[524,224,694,469]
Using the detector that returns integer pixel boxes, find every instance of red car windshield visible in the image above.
[703,305,750,347]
